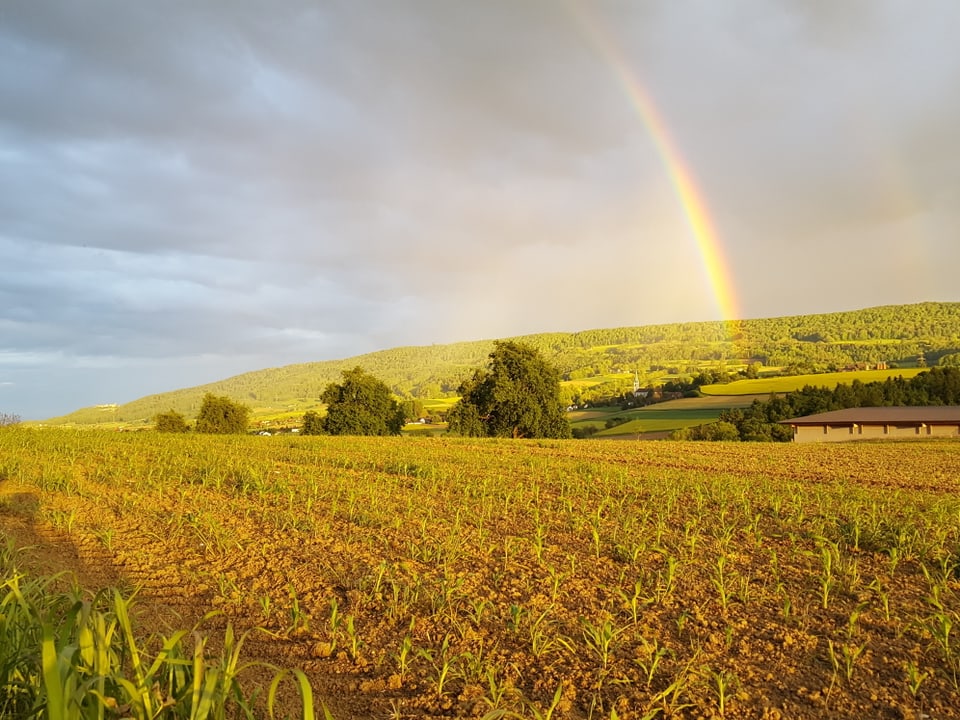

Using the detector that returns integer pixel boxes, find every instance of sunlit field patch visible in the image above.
[701,368,926,396]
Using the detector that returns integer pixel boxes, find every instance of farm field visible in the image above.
[2,430,960,719]
[569,396,764,437]
[700,368,926,397]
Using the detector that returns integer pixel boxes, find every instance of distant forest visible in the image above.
[50,301,960,424]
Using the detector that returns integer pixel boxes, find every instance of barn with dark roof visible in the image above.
[780,407,960,443]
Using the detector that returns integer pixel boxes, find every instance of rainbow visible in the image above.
[569,4,742,336]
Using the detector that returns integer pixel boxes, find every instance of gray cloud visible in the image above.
[1,0,959,418]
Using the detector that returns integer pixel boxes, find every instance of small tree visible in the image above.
[195,393,250,434]
[448,341,570,439]
[155,409,190,433]
[302,410,324,435]
[320,367,405,436]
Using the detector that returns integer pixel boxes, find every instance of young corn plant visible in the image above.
[639,655,698,720]
[619,578,648,625]
[285,585,311,636]
[580,617,623,671]
[392,635,414,682]
[818,541,839,609]
[417,634,460,699]
[700,665,739,717]
[468,597,492,626]
[344,614,363,663]
[452,643,491,685]
[654,556,679,604]
[258,592,273,621]
[528,609,573,660]
[506,604,526,634]
[868,577,891,622]
[711,554,733,615]
[531,515,549,563]
[838,641,867,682]
[478,664,519,713]
[634,636,671,687]
[925,609,960,689]
[904,659,929,698]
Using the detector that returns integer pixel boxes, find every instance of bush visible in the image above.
[154,409,190,433]
[604,416,628,430]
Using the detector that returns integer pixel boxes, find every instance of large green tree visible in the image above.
[320,367,405,436]
[195,394,250,434]
[448,341,570,439]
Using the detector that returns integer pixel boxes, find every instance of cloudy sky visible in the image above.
[2,1,958,419]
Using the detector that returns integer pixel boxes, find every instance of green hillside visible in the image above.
[46,301,960,426]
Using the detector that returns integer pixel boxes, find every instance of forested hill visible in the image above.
[49,302,960,425]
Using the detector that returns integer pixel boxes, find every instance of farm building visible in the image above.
[781,406,960,443]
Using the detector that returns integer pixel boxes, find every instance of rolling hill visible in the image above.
[46,301,960,426]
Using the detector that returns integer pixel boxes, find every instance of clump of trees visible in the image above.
[447,341,570,439]
[940,352,960,367]
[195,394,250,434]
[304,367,405,436]
[154,409,190,433]
[669,421,743,442]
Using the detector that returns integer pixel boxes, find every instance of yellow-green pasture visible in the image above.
[700,368,926,396]
[422,397,459,412]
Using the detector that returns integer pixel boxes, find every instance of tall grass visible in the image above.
[0,542,319,719]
